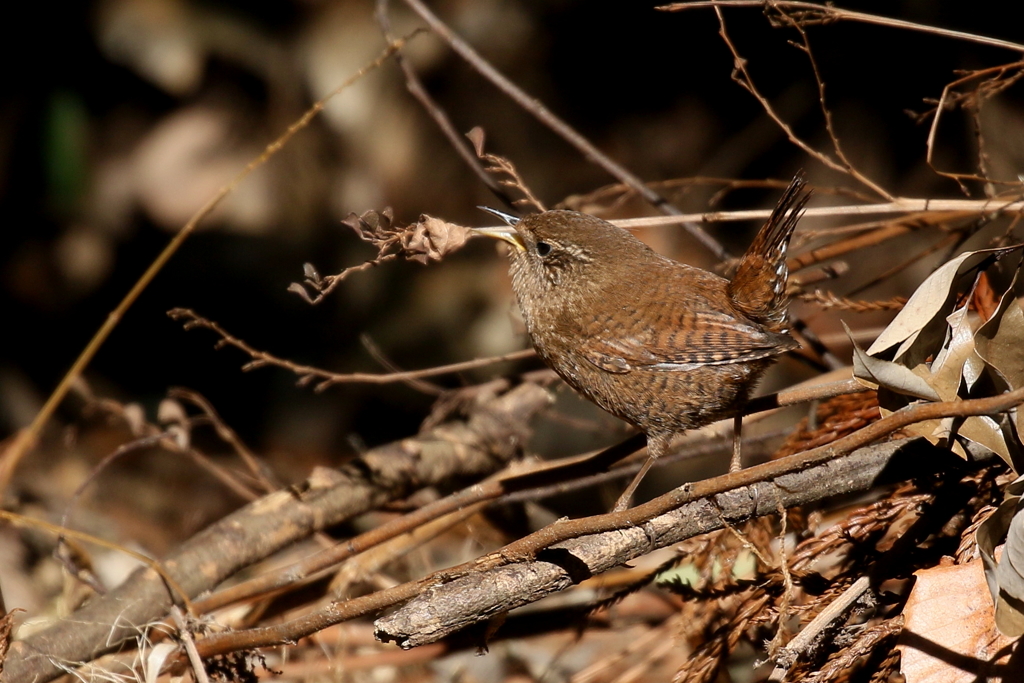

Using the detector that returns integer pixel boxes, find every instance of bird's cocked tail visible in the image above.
[727,174,811,329]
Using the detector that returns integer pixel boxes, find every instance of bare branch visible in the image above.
[3,382,552,683]
[924,61,1024,192]
[798,291,907,312]
[195,387,1024,655]
[375,0,519,209]
[609,195,1024,229]
[167,308,535,391]
[466,127,546,212]
[661,2,1024,53]
[713,6,893,200]
[292,211,473,304]
[399,0,732,261]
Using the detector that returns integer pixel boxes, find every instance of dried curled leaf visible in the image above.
[466,126,545,212]
[848,321,941,402]
[977,484,1024,637]
[402,215,471,264]
[858,246,1024,638]
[291,210,471,304]
[343,208,470,264]
[866,247,1013,360]
[853,246,1024,470]
[343,207,401,254]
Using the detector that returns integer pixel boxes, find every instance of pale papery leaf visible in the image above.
[166,424,190,452]
[899,558,1018,682]
[869,251,977,356]
[998,509,1024,615]
[927,304,977,401]
[144,641,178,683]
[957,415,1012,464]
[868,248,1015,358]
[977,495,1024,637]
[848,322,941,401]
[973,263,1024,458]
[975,272,1024,393]
[909,416,945,445]
[978,497,1016,603]
[466,126,487,157]
[287,282,314,303]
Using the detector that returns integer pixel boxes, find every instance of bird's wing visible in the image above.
[580,305,796,374]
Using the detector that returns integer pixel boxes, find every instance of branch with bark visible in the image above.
[1,382,551,683]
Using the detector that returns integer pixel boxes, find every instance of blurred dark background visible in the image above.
[2,0,1022,496]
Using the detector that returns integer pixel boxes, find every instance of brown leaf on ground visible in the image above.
[899,558,1020,683]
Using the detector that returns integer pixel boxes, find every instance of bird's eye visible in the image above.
[536,241,552,257]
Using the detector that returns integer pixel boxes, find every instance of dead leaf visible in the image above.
[868,248,1014,360]
[401,215,471,264]
[975,270,1024,395]
[466,126,487,157]
[978,493,1024,636]
[849,322,941,401]
[928,304,977,401]
[343,207,399,253]
[957,415,1012,464]
[899,558,1018,682]
[343,209,470,264]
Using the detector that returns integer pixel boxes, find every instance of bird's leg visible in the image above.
[730,414,743,472]
[612,434,668,512]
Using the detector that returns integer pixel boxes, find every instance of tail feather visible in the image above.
[728,174,811,328]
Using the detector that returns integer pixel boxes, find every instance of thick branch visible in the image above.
[1,382,551,683]
[188,387,1024,655]
[373,437,951,647]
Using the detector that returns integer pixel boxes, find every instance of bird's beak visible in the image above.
[473,206,526,251]
[471,226,526,251]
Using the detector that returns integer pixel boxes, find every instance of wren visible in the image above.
[475,177,810,509]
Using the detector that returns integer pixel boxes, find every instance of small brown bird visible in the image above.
[475,177,810,509]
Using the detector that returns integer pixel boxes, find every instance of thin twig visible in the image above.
[768,500,795,659]
[0,509,194,614]
[773,3,895,201]
[798,291,907,312]
[171,606,210,683]
[608,196,1024,229]
[661,1,1024,53]
[399,0,732,261]
[168,307,535,391]
[292,253,398,305]
[844,229,965,298]
[360,334,445,395]
[168,388,277,493]
[561,176,876,214]
[770,577,870,679]
[925,61,1024,191]
[714,6,892,200]
[374,0,518,209]
[466,127,546,212]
